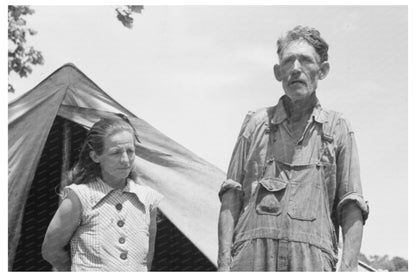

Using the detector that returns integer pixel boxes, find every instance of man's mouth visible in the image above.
[289,79,306,86]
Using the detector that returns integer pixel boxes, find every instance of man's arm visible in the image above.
[339,201,364,271]
[217,113,252,271]
[335,118,368,271]
[217,186,242,271]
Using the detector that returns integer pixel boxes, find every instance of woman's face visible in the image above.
[91,130,135,184]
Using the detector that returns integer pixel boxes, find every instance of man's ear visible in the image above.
[89,150,100,163]
[273,64,283,82]
[319,61,330,80]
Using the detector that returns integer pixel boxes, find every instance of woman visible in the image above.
[42,115,162,271]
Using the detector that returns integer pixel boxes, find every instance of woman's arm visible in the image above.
[42,189,81,271]
[146,208,158,271]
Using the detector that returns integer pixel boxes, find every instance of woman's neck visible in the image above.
[101,173,127,190]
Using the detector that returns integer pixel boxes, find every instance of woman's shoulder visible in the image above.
[127,179,163,208]
[64,183,93,194]
[61,183,97,206]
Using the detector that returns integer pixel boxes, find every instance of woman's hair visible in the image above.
[66,114,139,185]
[277,25,329,63]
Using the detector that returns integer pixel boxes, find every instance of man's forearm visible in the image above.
[339,202,364,271]
[217,189,242,271]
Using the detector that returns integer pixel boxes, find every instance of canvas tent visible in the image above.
[8,63,224,271]
[8,63,374,272]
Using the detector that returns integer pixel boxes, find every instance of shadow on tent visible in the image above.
[11,116,216,271]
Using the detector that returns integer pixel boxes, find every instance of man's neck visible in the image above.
[283,92,318,123]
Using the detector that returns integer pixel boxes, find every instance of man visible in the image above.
[217,26,369,271]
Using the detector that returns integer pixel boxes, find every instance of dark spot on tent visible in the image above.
[12,116,87,271]
[152,212,216,271]
[12,116,216,271]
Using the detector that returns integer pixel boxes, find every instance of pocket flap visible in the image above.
[259,178,287,192]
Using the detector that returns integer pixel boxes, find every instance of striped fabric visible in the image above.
[62,178,162,271]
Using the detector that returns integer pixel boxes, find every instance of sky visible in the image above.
[6,3,411,260]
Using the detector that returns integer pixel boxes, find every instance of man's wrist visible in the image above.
[217,251,232,271]
[339,259,358,271]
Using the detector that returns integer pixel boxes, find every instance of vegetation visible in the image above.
[8,6,43,93]
[359,253,408,271]
[8,5,143,93]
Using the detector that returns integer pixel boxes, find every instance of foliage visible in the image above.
[8,5,44,93]
[359,253,408,271]
[8,5,144,93]
[115,5,144,29]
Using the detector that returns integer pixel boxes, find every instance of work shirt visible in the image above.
[63,178,162,271]
[219,95,369,271]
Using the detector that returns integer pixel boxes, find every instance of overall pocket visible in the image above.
[288,182,321,221]
[255,178,287,216]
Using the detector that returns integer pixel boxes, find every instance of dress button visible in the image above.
[120,253,127,260]
[119,237,126,244]
[116,203,123,211]
[117,220,125,227]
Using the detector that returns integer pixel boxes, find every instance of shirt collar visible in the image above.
[90,178,146,208]
[270,95,329,125]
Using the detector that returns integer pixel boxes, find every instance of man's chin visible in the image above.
[285,89,313,101]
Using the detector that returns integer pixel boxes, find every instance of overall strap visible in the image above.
[321,110,342,144]
[265,106,278,160]
[258,106,278,178]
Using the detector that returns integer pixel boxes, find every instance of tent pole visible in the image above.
[60,120,71,196]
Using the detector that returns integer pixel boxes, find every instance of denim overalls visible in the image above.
[230,110,340,271]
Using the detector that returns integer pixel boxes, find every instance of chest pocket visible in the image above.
[287,181,321,221]
[256,178,287,216]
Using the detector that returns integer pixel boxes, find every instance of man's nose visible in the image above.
[292,59,301,72]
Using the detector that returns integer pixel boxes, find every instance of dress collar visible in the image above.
[89,178,146,208]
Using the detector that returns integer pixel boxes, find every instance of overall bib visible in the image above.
[230,111,340,271]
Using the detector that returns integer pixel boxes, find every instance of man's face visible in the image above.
[91,130,135,183]
[277,40,326,101]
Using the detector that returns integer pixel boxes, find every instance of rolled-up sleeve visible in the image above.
[219,113,253,201]
[218,135,249,201]
[335,118,369,224]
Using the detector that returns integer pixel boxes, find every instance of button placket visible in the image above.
[114,192,129,263]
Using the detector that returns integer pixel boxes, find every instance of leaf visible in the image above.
[129,5,143,14]
[116,9,133,29]
[8,83,15,93]
[115,5,143,29]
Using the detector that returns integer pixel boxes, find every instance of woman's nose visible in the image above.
[120,151,130,165]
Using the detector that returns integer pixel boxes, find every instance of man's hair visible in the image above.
[277,25,329,63]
